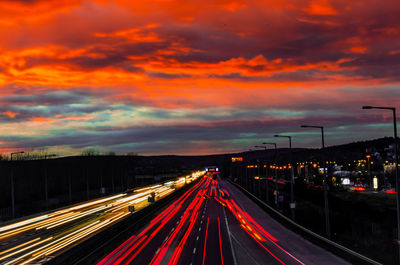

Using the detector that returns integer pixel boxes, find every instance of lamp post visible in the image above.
[300,125,331,239]
[263,142,278,205]
[254,145,267,150]
[41,154,57,211]
[255,146,268,197]
[10,151,24,219]
[255,145,270,203]
[247,149,254,192]
[275,134,295,220]
[363,105,400,256]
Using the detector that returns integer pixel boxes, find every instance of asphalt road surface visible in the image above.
[99,174,348,265]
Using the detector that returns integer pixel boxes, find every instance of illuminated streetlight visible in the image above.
[274,134,295,220]
[300,125,331,239]
[254,145,269,203]
[362,105,400,252]
[263,142,279,205]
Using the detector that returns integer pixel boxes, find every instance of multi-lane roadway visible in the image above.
[0,171,349,264]
[99,174,348,265]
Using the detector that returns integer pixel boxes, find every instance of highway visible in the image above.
[0,171,204,264]
[99,174,348,265]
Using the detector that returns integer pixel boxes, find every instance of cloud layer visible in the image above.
[0,0,399,155]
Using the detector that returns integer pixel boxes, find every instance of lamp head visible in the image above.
[362,106,373,109]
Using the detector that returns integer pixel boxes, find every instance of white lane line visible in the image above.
[196,236,199,241]
[193,248,196,254]
[231,233,261,265]
[223,207,238,265]
[199,227,201,232]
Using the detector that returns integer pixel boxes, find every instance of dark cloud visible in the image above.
[1,111,393,154]
[2,91,87,106]
[0,89,126,122]
[1,0,400,155]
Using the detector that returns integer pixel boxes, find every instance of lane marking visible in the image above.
[196,236,199,241]
[193,248,196,254]
[223,207,238,265]
[231,234,261,265]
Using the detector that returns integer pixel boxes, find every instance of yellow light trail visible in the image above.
[0,170,205,264]
[0,237,40,258]
[68,194,126,211]
[0,237,53,262]
[4,222,100,265]
[0,215,49,233]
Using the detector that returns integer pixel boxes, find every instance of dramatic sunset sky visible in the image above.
[0,0,399,155]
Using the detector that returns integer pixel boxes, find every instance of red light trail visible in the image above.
[99,175,305,265]
[202,217,209,265]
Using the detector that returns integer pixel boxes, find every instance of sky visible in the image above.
[0,0,400,156]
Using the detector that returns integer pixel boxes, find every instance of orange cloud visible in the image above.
[304,0,338,15]
[221,2,247,12]
[29,117,53,123]
[0,0,399,155]
[3,111,17,118]
[349,46,368,54]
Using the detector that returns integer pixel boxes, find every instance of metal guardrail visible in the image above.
[229,179,382,265]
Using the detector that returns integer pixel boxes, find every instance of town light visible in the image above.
[373,176,378,190]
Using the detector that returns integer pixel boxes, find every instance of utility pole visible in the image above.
[10,151,24,219]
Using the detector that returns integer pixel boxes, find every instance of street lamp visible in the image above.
[254,145,270,198]
[254,145,267,150]
[40,154,57,211]
[263,142,279,205]
[10,151,24,219]
[362,105,400,253]
[254,145,270,203]
[11,151,24,160]
[274,134,295,220]
[300,125,331,239]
